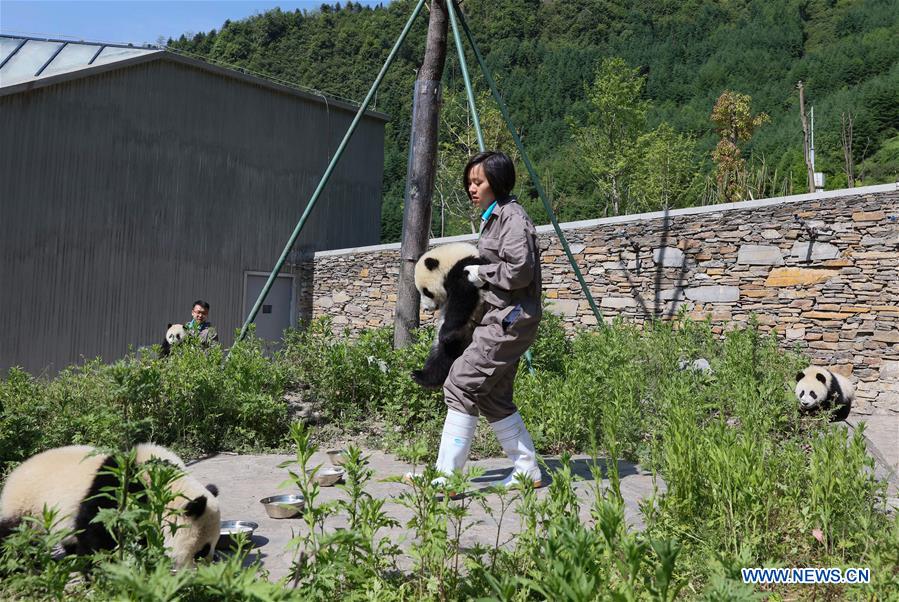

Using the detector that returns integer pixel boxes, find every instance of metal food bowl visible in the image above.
[326,449,348,466]
[259,494,305,519]
[218,520,258,550]
[311,466,345,487]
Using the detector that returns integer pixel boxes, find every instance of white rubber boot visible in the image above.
[405,409,478,485]
[433,409,478,481]
[490,411,541,488]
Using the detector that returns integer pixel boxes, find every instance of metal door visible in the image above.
[243,273,294,341]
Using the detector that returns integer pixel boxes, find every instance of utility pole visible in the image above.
[797,81,815,193]
[394,0,449,348]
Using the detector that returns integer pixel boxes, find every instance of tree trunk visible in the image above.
[394,0,449,349]
[797,81,815,193]
[610,176,620,215]
[841,111,854,188]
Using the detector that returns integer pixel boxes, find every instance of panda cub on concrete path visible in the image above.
[0,443,220,569]
[795,366,855,421]
[161,323,187,357]
[412,242,488,389]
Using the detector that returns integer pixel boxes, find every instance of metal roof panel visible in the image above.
[92,44,160,66]
[0,36,158,87]
[0,36,25,65]
[40,42,102,76]
[0,35,389,122]
[0,40,64,86]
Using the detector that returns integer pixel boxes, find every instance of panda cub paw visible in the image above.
[411,368,443,390]
[463,265,485,288]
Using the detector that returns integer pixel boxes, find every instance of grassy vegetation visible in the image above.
[2,315,896,599]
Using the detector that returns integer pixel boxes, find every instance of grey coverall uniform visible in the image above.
[443,197,542,422]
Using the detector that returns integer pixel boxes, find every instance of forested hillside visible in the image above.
[168,0,899,242]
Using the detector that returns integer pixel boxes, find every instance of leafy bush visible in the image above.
[1,313,895,600]
[282,318,399,423]
[281,317,446,438]
[1,334,289,476]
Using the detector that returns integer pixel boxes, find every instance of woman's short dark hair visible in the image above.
[193,300,210,311]
[463,151,516,200]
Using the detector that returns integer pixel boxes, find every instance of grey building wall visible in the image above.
[0,58,385,374]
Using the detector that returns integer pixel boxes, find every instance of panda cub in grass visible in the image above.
[412,242,488,389]
[161,323,187,357]
[795,366,855,421]
[0,443,220,569]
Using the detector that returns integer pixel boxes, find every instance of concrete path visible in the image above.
[189,450,662,581]
[846,414,899,498]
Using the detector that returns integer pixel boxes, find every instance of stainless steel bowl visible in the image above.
[218,520,258,550]
[260,494,305,519]
[326,449,348,466]
[311,466,345,487]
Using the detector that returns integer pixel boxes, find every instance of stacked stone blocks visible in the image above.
[309,186,898,415]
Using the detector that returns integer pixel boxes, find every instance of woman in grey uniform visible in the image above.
[431,150,542,489]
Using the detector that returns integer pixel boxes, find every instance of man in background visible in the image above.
[188,300,218,345]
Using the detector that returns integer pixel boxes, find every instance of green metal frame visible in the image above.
[446,0,483,152]
[453,3,603,325]
[237,0,602,350]
[237,0,427,342]
[446,0,533,373]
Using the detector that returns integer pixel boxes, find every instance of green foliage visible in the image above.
[433,86,522,237]
[570,57,700,215]
[166,0,897,241]
[91,449,181,569]
[806,423,885,557]
[0,335,289,477]
[525,308,571,375]
[710,90,771,202]
[1,312,895,599]
[281,317,443,430]
[0,507,86,599]
[570,57,645,215]
[275,312,893,594]
[859,133,899,183]
[633,122,702,210]
[0,368,48,474]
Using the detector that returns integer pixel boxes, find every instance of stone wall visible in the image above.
[308,184,899,415]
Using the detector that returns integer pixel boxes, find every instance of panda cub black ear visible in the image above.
[185,495,208,518]
[815,372,827,384]
[425,257,440,270]
[167,323,173,329]
[795,371,805,382]
[205,483,219,497]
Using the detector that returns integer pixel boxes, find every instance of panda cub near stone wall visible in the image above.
[795,366,855,421]
[0,443,220,569]
[412,242,488,389]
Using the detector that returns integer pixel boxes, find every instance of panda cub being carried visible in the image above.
[160,323,187,357]
[795,366,855,421]
[412,242,488,389]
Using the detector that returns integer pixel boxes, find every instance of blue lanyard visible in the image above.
[481,200,498,222]
[479,200,498,238]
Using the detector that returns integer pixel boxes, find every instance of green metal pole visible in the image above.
[446,0,534,373]
[456,4,604,325]
[446,0,484,151]
[236,0,428,343]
